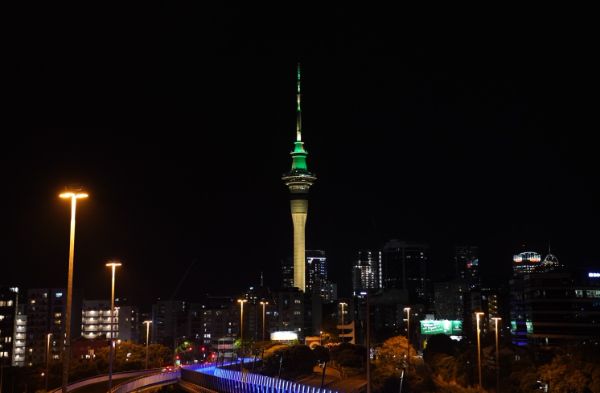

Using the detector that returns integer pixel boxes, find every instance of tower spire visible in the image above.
[296,62,302,142]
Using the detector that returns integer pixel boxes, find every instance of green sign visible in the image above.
[420,320,463,335]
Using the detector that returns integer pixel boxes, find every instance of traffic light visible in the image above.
[201,346,206,352]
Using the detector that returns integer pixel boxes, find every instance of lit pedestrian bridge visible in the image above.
[102,359,339,393]
[180,359,338,393]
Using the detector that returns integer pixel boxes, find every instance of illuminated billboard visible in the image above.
[270,331,298,341]
[420,320,462,335]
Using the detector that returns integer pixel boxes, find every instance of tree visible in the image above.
[261,344,316,379]
[330,342,366,369]
[423,334,457,363]
[312,345,330,363]
[376,336,416,369]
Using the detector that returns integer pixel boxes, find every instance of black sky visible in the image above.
[3,7,599,307]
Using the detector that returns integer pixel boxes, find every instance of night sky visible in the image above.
[3,8,599,308]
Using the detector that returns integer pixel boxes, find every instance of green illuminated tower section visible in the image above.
[282,63,316,293]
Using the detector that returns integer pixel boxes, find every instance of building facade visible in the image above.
[25,288,69,366]
[151,300,188,348]
[81,300,138,341]
[0,287,23,366]
[382,240,431,306]
[352,250,382,296]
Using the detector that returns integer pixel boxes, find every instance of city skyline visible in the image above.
[3,29,599,305]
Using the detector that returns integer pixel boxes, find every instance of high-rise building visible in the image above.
[306,250,327,295]
[189,297,238,350]
[455,246,481,290]
[352,250,382,296]
[273,288,305,335]
[281,257,294,289]
[80,300,138,341]
[540,252,561,273]
[25,288,71,367]
[512,251,542,276]
[510,269,600,346]
[281,64,316,293]
[382,240,431,306]
[433,279,466,321]
[0,287,23,366]
[151,300,188,348]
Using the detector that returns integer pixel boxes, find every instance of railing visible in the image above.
[48,369,161,393]
[182,360,338,393]
[110,370,180,393]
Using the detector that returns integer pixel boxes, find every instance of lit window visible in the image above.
[56,293,63,298]
[586,290,600,298]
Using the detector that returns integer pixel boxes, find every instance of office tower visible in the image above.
[25,289,71,367]
[540,251,561,273]
[352,250,383,296]
[512,251,541,276]
[151,300,188,347]
[273,288,305,335]
[282,64,316,292]
[510,269,600,346]
[189,297,238,350]
[382,240,431,305]
[306,250,327,294]
[455,246,481,290]
[433,279,467,321]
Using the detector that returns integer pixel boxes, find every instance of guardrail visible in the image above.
[48,369,161,393]
[110,370,180,393]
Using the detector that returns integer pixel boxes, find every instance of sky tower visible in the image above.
[282,64,316,292]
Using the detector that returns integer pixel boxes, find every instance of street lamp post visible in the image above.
[366,294,371,393]
[339,302,347,342]
[492,317,502,393]
[59,190,88,393]
[259,301,268,342]
[475,312,485,389]
[143,321,153,369]
[404,307,411,366]
[237,299,247,355]
[106,262,122,391]
[46,333,52,392]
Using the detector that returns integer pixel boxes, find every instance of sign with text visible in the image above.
[420,320,463,335]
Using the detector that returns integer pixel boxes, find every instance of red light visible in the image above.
[201,346,206,352]
[175,355,180,360]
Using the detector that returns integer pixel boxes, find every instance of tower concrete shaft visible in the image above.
[291,199,308,291]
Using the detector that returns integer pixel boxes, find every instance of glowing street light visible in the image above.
[259,301,268,342]
[106,262,122,390]
[59,189,88,393]
[475,312,485,388]
[339,302,348,327]
[492,317,502,393]
[143,320,153,369]
[237,299,247,354]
